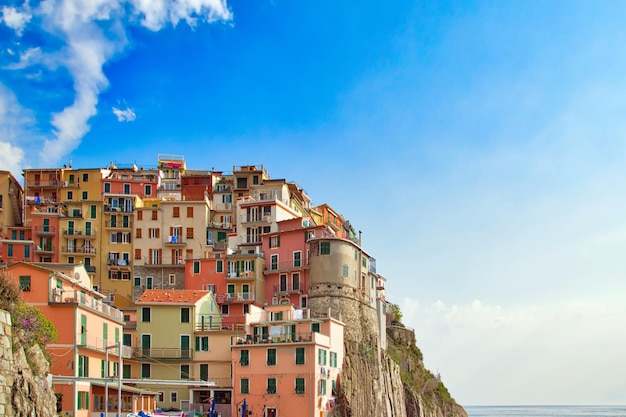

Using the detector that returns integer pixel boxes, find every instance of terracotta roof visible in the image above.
[135,289,210,305]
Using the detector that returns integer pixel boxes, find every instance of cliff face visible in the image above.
[309,284,466,417]
[0,309,57,417]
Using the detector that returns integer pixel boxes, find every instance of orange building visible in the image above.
[1,262,156,417]
[231,303,344,417]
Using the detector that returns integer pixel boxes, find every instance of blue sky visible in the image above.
[2,0,626,406]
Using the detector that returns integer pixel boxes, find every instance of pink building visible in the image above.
[231,303,344,417]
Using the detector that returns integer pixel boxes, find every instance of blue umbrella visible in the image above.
[209,397,216,417]
[241,399,247,417]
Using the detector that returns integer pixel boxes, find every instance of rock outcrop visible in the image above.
[0,309,57,417]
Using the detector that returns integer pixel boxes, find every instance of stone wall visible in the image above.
[0,309,57,417]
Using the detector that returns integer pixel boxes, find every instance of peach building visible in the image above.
[1,262,156,417]
[231,303,344,417]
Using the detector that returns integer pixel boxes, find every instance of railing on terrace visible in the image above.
[164,236,186,245]
[35,246,55,254]
[62,246,97,255]
[141,257,185,266]
[104,205,133,213]
[52,290,124,321]
[273,282,303,294]
[132,347,192,360]
[26,179,62,188]
[64,211,83,218]
[75,333,132,357]
[235,331,314,345]
[209,221,232,230]
[265,259,309,272]
[214,292,255,303]
[63,228,97,238]
[34,225,56,234]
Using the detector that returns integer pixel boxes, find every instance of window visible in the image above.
[241,378,249,394]
[330,351,338,368]
[342,264,349,277]
[157,392,164,402]
[169,274,176,285]
[124,183,130,194]
[216,260,223,273]
[269,235,280,248]
[186,227,194,239]
[67,191,73,200]
[136,228,142,238]
[137,210,143,220]
[149,228,159,238]
[270,254,278,270]
[82,191,88,200]
[180,308,190,323]
[295,378,305,394]
[24,245,30,259]
[295,347,305,365]
[173,207,180,217]
[151,210,158,220]
[19,276,31,291]
[311,322,320,333]
[135,249,141,260]
[141,307,151,322]
[293,251,301,267]
[193,261,200,274]
[78,355,89,377]
[319,379,327,395]
[146,277,153,289]
[320,242,330,254]
[239,349,249,366]
[90,205,97,218]
[267,348,277,366]
[196,336,209,351]
[104,182,111,193]
[170,391,177,403]
[82,173,89,182]
[221,304,229,315]
[77,391,89,410]
[200,364,209,381]
[180,364,190,379]
[145,185,152,196]
[318,348,327,365]
[123,364,131,379]
[267,378,277,394]
[187,207,194,217]
[7,244,13,257]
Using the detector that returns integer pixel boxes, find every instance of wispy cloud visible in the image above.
[112,105,136,122]
[0,83,31,174]
[1,5,32,36]
[1,0,233,171]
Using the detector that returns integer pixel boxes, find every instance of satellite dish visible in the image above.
[74,272,80,279]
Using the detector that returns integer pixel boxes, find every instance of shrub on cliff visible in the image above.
[0,270,58,350]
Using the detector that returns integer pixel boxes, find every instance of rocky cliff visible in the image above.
[0,309,57,417]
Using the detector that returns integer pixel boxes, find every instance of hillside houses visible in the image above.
[0,156,388,417]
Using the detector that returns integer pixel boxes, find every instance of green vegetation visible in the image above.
[0,271,58,352]
[389,303,403,323]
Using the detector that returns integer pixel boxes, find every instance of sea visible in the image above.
[466,406,626,417]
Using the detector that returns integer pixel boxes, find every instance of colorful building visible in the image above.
[231,302,344,417]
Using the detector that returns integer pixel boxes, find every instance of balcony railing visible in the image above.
[209,221,232,230]
[85,265,96,273]
[132,347,192,360]
[215,292,255,304]
[264,259,308,272]
[27,179,62,188]
[165,236,186,245]
[63,228,97,238]
[104,205,134,213]
[141,256,185,266]
[34,225,56,235]
[75,333,132,358]
[273,282,303,295]
[226,271,256,279]
[52,289,123,321]
[235,332,314,346]
[35,246,55,254]
[61,246,97,255]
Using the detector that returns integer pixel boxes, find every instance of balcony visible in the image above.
[164,236,186,245]
[241,214,271,225]
[273,281,304,296]
[51,289,123,322]
[104,205,134,213]
[105,222,131,230]
[64,210,83,218]
[75,333,133,358]
[27,179,62,188]
[63,228,97,238]
[209,221,232,230]
[35,245,55,255]
[142,256,185,266]
[264,259,308,274]
[34,225,56,236]
[235,331,314,346]
[215,292,255,304]
[132,347,192,360]
[108,259,130,267]
[61,246,97,256]
[226,270,256,280]
[85,265,96,273]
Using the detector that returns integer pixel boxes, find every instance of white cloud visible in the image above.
[1,6,32,36]
[2,0,232,166]
[0,83,31,175]
[401,296,626,405]
[112,105,136,122]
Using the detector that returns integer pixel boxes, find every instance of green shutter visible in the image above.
[195,337,200,351]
